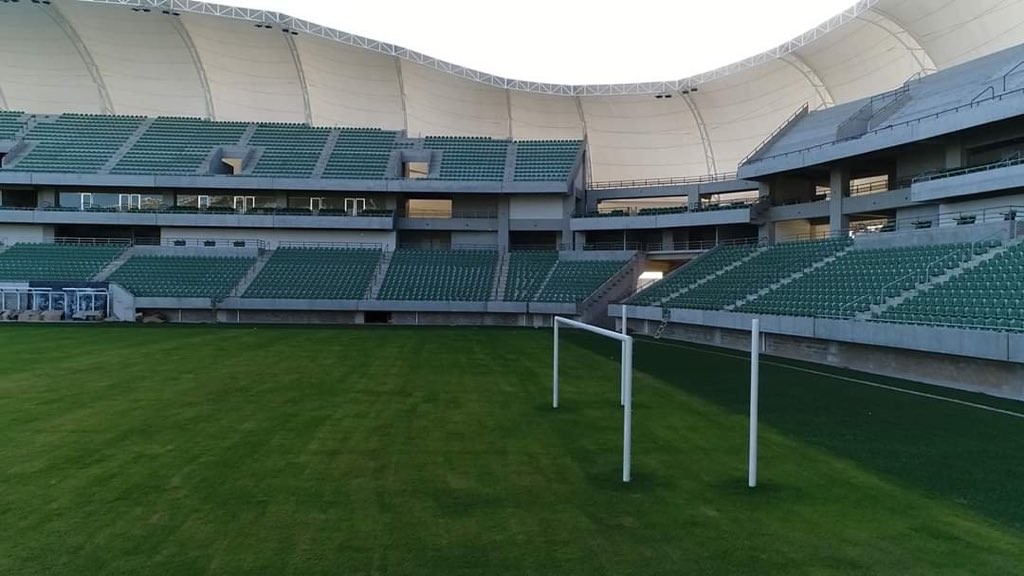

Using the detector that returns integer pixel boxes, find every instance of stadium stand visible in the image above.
[661,238,851,310]
[380,250,497,301]
[111,117,248,175]
[878,241,1024,331]
[504,251,558,301]
[627,244,759,306]
[0,111,27,140]
[321,129,401,179]
[7,115,144,173]
[424,137,509,181]
[243,248,381,299]
[249,124,331,178]
[535,259,628,303]
[739,243,984,318]
[0,243,125,281]
[513,140,581,181]
[109,256,254,298]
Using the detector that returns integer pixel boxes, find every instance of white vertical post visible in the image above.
[621,305,628,335]
[620,306,628,406]
[748,318,760,488]
[552,320,560,409]
[622,338,633,483]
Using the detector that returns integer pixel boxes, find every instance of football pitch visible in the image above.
[2,325,1023,575]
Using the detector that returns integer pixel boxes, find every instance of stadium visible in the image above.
[2,0,1024,573]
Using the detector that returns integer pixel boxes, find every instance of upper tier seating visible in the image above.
[322,129,400,179]
[0,111,26,140]
[424,137,508,181]
[0,243,124,281]
[244,248,381,299]
[879,241,1024,331]
[663,238,851,310]
[513,140,581,181]
[380,250,497,301]
[739,243,982,318]
[535,259,627,303]
[110,256,254,298]
[504,251,558,301]
[249,124,330,178]
[8,115,143,173]
[628,244,758,306]
[112,117,248,175]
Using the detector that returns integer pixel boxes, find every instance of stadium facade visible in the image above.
[1,0,1024,395]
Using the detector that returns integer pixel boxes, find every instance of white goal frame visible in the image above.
[552,316,634,483]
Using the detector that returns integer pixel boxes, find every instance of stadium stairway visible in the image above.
[92,247,136,282]
[868,237,1020,320]
[578,253,644,326]
[368,251,393,299]
[490,253,508,300]
[100,118,155,173]
[726,242,855,311]
[312,130,341,178]
[236,123,258,147]
[227,250,274,298]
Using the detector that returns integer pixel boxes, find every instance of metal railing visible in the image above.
[578,198,755,219]
[278,241,385,250]
[161,238,268,249]
[587,171,739,190]
[911,154,1024,184]
[0,204,396,218]
[740,103,808,165]
[54,237,133,246]
[398,209,499,219]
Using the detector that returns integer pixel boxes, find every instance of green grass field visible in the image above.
[2,325,1023,575]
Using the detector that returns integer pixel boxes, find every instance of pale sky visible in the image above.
[216,0,856,84]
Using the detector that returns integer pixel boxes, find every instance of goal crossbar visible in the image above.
[552,316,634,483]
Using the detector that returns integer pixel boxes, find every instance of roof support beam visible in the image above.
[283,33,313,125]
[394,57,410,134]
[863,8,937,75]
[44,3,115,114]
[681,93,717,175]
[781,53,834,108]
[0,84,8,110]
[170,16,216,119]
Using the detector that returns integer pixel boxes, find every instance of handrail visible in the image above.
[911,155,1024,184]
[1004,60,1024,92]
[971,85,995,104]
[587,171,739,190]
[740,103,808,165]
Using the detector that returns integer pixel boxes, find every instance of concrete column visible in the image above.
[758,182,770,201]
[573,231,586,251]
[759,222,776,245]
[497,196,510,252]
[687,189,701,209]
[829,165,850,234]
[563,194,576,250]
[945,140,963,170]
[661,229,674,251]
[275,191,288,209]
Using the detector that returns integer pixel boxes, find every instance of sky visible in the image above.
[215,0,856,84]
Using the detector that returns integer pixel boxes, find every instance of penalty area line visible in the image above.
[637,336,1024,421]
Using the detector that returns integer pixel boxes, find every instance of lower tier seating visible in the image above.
[662,238,851,310]
[0,243,124,281]
[380,250,497,301]
[110,256,254,298]
[504,251,558,301]
[244,248,381,299]
[535,259,628,303]
[628,244,758,306]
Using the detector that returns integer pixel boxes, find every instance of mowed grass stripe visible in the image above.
[0,325,1021,575]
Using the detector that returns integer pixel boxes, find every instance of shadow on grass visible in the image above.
[566,331,1024,532]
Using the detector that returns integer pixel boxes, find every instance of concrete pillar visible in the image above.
[563,194,576,250]
[661,229,674,251]
[497,196,510,252]
[759,222,775,245]
[573,231,586,251]
[687,189,701,209]
[945,140,963,170]
[758,182,770,201]
[829,165,850,234]
[275,191,288,209]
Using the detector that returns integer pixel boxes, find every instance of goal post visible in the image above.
[749,318,760,489]
[552,316,634,483]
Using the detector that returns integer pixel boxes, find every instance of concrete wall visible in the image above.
[0,224,50,244]
[509,196,565,219]
[159,227,396,249]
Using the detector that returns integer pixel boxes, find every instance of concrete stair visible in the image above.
[236,123,258,147]
[726,245,854,311]
[312,129,341,178]
[491,253,510,301]
[92,246,136,282]
[368,251,393,299]
[651,246,765,307]
[101,117,154,173]
[228,249,274,298]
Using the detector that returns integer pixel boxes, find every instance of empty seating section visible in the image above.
[8,115,143,173]
[628,245,757,306]
[244,248,381,299]
[249,124,330,177]
[535,259,626,303]
[110,256,254,298]
[880,241,1023,331]
[513,140,580,181]
[424,137,508,181]
[663,238,851,310]
[112,117,248,175]
[322,129,399,179]
[381,250,497,301]
[740,243,975,318]
[504,251,558,301]
[0,243,124,281]
[0,111,26,140]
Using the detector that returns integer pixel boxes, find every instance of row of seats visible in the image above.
[0,243,125,281]
[504,251,558,301]
[423,136,509,181]
[249,124,331,178]
[380,249,497,301]
[535,259,628,303]
[112,117,249,175]
[109,256,254,299]
[0,111,27,141]
[628,244,759,306]
[322,129,401,180]
[513,140,581,182]
[10,115,144,173]
[244,248,380,299]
